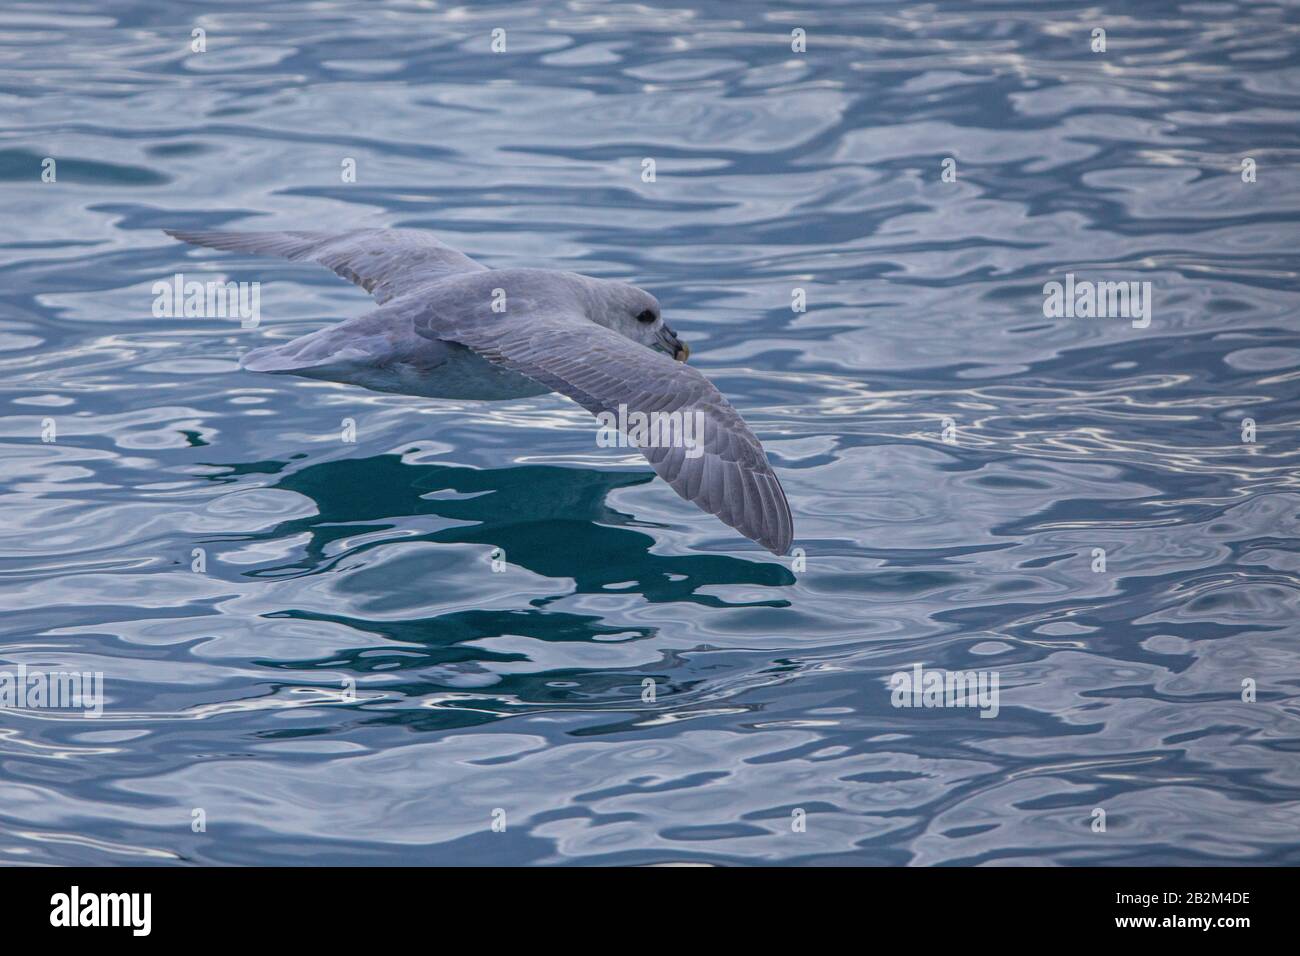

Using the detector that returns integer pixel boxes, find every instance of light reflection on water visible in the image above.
[0,0,1298,864]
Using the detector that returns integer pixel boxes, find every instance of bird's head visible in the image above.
[589,280,689,362]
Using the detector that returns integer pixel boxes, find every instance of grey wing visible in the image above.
[417,309,794,555]
[164,228,487,303]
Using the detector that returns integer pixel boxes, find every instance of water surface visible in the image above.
[1,0,1298,865]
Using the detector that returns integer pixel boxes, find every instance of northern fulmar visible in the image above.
[165,228,793,554]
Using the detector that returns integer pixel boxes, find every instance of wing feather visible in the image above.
[164,228,486,303]
[421,310,794,554]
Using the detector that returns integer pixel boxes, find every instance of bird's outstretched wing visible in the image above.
[164,228,486,303]
[416,307,794,555]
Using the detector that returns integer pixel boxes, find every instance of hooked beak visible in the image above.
[656,325,690,362]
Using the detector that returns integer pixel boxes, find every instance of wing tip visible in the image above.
[755,472,794,556]
[759,526,794,556]
[164,228,221,247]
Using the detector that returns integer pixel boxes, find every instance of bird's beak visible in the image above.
[657,325,690,362]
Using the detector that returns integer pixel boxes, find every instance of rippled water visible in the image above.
[2,0,1298,865]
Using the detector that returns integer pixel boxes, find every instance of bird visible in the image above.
[164,228,794,554]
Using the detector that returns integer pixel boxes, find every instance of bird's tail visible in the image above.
[239,326,374,374]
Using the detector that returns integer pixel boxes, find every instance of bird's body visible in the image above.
[241,289,552,400]
[166,228,794,554]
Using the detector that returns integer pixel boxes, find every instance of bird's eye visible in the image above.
[636,309,657,324]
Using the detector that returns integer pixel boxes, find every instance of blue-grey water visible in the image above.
[1,0,1298,866]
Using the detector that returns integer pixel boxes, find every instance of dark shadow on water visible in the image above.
[200,454,794,730]
[233,452,794,603]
